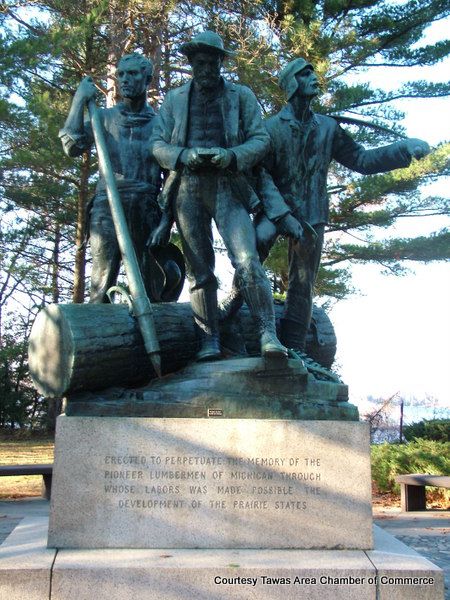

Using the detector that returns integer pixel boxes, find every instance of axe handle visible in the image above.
[88,99,161,377]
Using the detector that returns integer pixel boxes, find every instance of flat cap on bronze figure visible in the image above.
[220,56,430,382]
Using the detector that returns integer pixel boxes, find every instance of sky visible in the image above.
[327,19,450,417]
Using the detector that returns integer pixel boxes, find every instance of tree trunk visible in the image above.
[28,302,336,398]
[72,151,91,303]
[51,222,61,304]
[139,4,169,104]
[106,0,131,107]
[46,397,63,434]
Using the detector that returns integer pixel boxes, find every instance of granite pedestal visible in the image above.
[1,416,444,599]
[48,417,372,549]
[0,518,444,599]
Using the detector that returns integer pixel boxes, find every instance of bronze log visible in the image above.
[28,302,336,398]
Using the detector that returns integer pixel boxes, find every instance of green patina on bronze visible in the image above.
[65,357,358,421]
[40,40,431,420]
[255,58,430,353]
[150,31,288,363]
[60,53,184,305]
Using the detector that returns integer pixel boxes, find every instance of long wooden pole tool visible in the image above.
[88,99,161,377]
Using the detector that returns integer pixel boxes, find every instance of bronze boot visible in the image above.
[260,320,288,358]
[279,317,308,352]
[190,288,222,362]
[241,283,287,359]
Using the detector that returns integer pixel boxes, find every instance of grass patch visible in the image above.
[0,433,54,498]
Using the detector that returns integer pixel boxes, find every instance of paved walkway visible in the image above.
[373,506,450,600]
[0,497,49,544]
[0,499,448,598]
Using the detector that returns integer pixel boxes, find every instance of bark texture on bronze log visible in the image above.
[28,302,336,398]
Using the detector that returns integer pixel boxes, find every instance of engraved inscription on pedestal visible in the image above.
[102,453,323,515]
[48,418,372,550]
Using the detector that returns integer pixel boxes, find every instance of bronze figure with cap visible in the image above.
[150,31,287,362]
[252,57,430,355]
[60,53,183,303]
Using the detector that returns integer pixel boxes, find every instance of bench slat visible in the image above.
[0,464,53,477]
[395,474,450,488]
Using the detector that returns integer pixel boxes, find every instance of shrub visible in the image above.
[371,439,450,495]
[403,419,450,442]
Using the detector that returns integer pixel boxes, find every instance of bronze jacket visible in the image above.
[60,103,160,198]
[262,104,413,226]
[150,78,270,213]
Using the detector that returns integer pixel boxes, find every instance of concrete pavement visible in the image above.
[374,506,450,599]
[0,499,448,598]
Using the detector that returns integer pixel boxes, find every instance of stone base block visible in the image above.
[0,519,444,599]
[369,526,444,599]
[53,548,375,600]
[0,517,56,600]
[48,417,372,549]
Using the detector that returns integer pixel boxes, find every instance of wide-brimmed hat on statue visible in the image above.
[179,31,235,58]
[279,57,314,100]
[142,243,186,303]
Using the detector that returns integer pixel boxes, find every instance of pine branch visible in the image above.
[3,8,45,35]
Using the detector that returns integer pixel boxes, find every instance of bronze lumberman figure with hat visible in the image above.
[150,31,288,362]
[258,58,430,353]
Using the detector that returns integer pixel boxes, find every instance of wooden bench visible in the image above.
[0,464,53,500]
[395,474,450,511]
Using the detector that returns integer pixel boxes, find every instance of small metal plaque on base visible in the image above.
[207,408,223,417]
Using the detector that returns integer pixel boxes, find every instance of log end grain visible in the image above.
[29,304,74,398]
